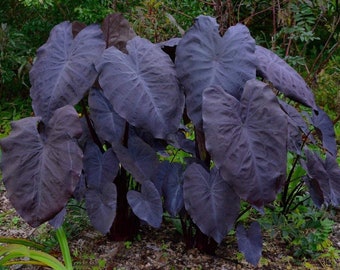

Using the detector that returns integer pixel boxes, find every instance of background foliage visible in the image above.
[0,0,338,121]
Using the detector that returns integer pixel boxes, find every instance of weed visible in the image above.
[124,241,132,249]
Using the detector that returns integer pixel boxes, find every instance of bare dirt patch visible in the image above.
[1,183,339,270]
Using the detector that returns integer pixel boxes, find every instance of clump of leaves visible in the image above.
[0,13,339,266]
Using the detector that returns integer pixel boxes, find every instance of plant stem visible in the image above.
[283,181,304,215]
[81,99,104,153]
[236,205,252,224]
[281,153,300,212]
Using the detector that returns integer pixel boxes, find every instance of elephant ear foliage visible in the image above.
[30,22,105,122]
[83,142,118,234]
[161,161,185,217]
[202,80,287,208]
[175,15,256,125]
[183,163,240,244]
[0,105,83,227]
[303,149,340,207]
[127,180,163,228]
[255,45,317,111]
[236,222,262,266]
[101,13,136,51]
[311,108,337,157]
[88,88,125,143]
[96,36,184,139]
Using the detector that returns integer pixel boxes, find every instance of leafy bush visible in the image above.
[0,13,339,266]
[0,23,32,98]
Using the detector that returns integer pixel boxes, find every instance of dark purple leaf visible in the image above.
[30,22,105,122]
[255,45,317,111]
[175,16,256,125]
[325,155,340,206]
[303,176,324,208]
[96,36,184,139]
[82,142,118,234]
[202,80,287,208]
[88,88,125,144]
[78,117,93,149]
[279,100,309,154]
[286,119,303,154]
[166,131,196,155]
[303,149,340,206]
[72,21,86,38]
[0,105,83,227]
[130,127,167,154]
[48,208,66,228]
[127,180,162,228]
[158,37,181,48]
[279,100,309,134]
[236,222,262,266]
[83,142,119,189]
[112,135,159,184]
[85,182,117,234]
[73,172,87,201]
[158,38,181,62]
[183,164,240,244]
[311,108,337,156]
[101,13,136,51]
[160,162,184,217]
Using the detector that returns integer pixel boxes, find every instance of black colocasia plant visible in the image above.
[1,14,339,266]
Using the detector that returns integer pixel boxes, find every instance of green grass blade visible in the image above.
[56,226,73,270]
[0,236,46,250]
[1,259,48,267]
[0,244,68,270]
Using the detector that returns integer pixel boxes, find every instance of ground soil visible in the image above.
[1,183,339,270]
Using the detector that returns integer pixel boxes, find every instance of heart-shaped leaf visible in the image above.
[30,22,105,122]
[127,180,162,228]
[83,142,119,234]
[88,88,125,144]
[202,80,287,208]
[0,105,83,227]
[83,142,119,189]
[101,13,136,51]
[255,45,317,111]
[236,222,262,266]
[183,163,240,244]
[85,182,117,234]
[175,16,256,125]
[160,161,184,217]
[96,36,184,139]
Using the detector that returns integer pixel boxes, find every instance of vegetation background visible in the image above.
[0,0,339,141]
[0,0,339,269]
